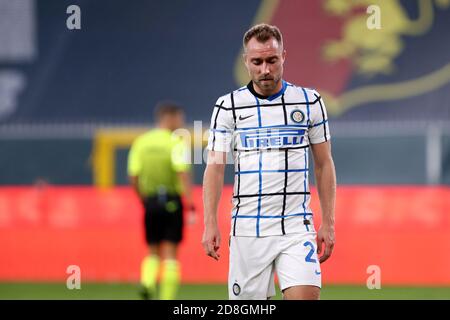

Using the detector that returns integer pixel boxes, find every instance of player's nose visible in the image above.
[262,63,270,75]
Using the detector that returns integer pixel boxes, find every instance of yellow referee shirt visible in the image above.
[127,128,190,197]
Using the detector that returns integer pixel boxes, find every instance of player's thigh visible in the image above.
[228,236,278,300]
[275,233,322,296]
[282,285,320,300]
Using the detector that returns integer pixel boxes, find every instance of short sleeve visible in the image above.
[171,137,191,173]
[206,97,234,152]
[127,138,142,176]
[309,92,331,145]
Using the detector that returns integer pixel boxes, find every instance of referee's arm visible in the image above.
[129,176,141,199]
[202,150,227,260]
[127,139,144,202]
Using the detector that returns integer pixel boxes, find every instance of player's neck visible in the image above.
[249,80,283,99]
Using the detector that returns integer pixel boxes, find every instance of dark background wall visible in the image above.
[1,0,449,185]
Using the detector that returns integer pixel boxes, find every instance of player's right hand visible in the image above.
[202,224,221,260]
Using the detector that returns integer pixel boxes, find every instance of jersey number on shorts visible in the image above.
[303,241,317,263]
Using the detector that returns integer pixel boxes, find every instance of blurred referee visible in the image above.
[128,101,196,300]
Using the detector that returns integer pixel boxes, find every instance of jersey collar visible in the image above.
[247,80,287,101]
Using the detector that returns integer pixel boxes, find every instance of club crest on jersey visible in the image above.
[290,109,305,123]
[232,283,241,296]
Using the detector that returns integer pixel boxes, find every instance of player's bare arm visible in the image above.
[311,141,336,263]
[202,150,227,261]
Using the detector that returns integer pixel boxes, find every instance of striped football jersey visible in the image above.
[207,80,330,237]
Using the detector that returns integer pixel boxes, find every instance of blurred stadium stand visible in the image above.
[1,121,450,185]
[0,0,449,185]
[1,0,450,286]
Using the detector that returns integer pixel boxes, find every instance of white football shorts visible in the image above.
[228,232,322,300]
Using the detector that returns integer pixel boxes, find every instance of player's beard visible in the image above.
[255,75,281,95]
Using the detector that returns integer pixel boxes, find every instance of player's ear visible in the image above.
[242,53,251,75]
[242,52,248,67]
[282,49,286,63]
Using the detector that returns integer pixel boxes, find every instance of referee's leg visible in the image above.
[159,195,183,300]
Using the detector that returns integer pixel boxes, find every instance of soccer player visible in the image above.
[202,24,336,300]
[128,102,196,300]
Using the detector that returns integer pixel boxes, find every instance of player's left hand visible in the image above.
[317,225,335,263]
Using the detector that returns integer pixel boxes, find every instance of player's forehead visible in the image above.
[245,37,282,59]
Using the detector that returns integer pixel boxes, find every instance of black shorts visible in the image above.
[143,194,183,244]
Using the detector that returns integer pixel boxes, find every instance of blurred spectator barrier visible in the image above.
[0,185,449,285]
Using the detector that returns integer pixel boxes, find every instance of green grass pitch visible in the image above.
[1,283,450,300]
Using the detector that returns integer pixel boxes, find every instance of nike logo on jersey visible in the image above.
[239,114,254,121]
[315,270,321,275]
